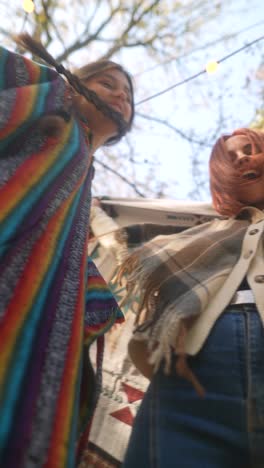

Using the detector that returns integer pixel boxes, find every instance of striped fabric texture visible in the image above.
[0,46,123,468]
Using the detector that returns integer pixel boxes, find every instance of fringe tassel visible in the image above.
[175,321,205,397]
[118,250,206,397]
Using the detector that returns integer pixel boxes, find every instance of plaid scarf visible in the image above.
[118,210,256,392]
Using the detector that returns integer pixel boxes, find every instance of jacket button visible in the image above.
[244,250,253,259]
[254,275,264,283]
[249,229,259,235]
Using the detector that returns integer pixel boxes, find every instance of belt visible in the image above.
[229,289,255,305]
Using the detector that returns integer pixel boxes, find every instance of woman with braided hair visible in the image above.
[0,35,134,467]
[120,128,264,468]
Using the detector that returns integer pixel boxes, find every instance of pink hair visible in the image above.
[209,128,264,216]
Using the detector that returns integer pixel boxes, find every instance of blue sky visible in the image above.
[128,0,264,200]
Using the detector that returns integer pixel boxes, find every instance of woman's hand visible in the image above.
[91,197,101,208]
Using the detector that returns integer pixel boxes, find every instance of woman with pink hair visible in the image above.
[121,128,264,468]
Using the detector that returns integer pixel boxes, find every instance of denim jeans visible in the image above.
[122,306,264,468]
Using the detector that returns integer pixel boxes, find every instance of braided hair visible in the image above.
[14,34,135,145]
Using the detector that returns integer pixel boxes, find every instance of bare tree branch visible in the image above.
[99,0,161,59]
[55,5,121,62]
[137,112,212,147]
[94,157,146,197]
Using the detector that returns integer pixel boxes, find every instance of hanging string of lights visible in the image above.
[21,1,263,108]
[134,19,264,77]
[135,35,264,105]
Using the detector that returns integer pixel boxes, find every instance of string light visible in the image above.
[136,34,264,105]
[23,0,35,13]
[134,20,264,77]
[14,5,263,107]
[205,60,219,74]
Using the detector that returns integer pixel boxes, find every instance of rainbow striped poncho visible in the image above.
[0,46,124,467]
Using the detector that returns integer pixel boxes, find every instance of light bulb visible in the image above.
[23,0,35,13]
[205,61,219,74]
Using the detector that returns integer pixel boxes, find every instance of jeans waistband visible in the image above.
[229,289,255,306]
